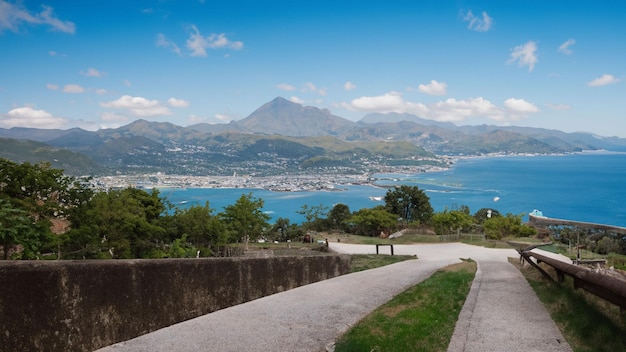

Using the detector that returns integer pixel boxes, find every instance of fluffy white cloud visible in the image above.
[100,95,172,117]
[63,84,85,93]
[508,41,538,72]
[342,92,539,122]
[588,74,620,87]
[0,106,67,128]
[463,10,493,32]
[167,97,190,107]
[156,33,181,55]
[558,39,575,55]
[290,96,305,104]
[186,25,243,57]
[277,83,296,91]
[504,98,539,116]
[345,91,409,112]
[0,1,75,33]
[418,80,448,96]
[431,97,503,121]
[81,67,105,77]
[344,81,356,91]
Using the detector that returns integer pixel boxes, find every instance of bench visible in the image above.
[375,244,394,255]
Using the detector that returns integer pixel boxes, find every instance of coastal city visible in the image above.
[90,162,452,192]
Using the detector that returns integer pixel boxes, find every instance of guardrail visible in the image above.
[517,244,626,312]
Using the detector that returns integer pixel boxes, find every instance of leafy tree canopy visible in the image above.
[384,185,433,225]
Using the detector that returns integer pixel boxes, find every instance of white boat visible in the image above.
[369,196,383,201]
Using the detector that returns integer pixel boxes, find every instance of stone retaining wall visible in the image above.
[0,255,351,352]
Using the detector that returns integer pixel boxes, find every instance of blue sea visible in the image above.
[164,152,626,227]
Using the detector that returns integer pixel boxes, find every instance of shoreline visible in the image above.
[88,150,623,192]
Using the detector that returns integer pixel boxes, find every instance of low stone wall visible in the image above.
[0,255,351,352]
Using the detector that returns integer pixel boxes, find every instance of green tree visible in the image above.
[348,206,398,237]
[297,203,329,231]
[270,217,302,242]
[0,159,93,221]
[482,213,536,240]
[64,187,166,258]
[168,202,227,256]
[0,199,44,259]
[328,203,351,231]
[473,208,501,224]
[384,185,433,225]
[220,193,270,251]
[0,159,93,259]
[432,209,475,236]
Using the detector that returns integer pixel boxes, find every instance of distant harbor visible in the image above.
[90,163,451,192]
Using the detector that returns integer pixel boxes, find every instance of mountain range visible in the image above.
[1,96,625,176]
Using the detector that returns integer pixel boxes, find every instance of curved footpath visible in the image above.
[97,243,571,352]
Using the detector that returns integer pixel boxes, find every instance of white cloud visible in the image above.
[0,106,67,128]
[588,74,620,87]
[0,1,75,34]
[100,95,172,117]
[46,83,59,90]
[558,39,575,55]
[463,10,493,32]
[303,82,317,92]
[215,113,235,123]
[301,82,326,96]
[508,41,538,72]
[344,91,407,112]
[277,83,296,91]
[186,25,243,57]
[63,84,85,93]
[48,50,66,57]
[344,81,356,91]
[156,33,181,55]
[94,88,107,95]
[431,97,503,121]
[81,67,105,77]
[504,98,539,114]
[342,92,539,122]
[290,96,305,104]
[546,103,571,110]
[167,97,190,107]
[418,80,448,96]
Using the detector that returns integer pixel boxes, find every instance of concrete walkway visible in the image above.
[97,243,571,352]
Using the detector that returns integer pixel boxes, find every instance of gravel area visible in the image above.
[97,243,571,352]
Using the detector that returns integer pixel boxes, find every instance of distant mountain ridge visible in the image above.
[1,96,626,175]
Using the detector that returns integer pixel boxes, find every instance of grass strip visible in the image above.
[350,254,417,273]
[334,259,476,352]
[514,259,626,352]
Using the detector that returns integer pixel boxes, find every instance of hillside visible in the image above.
[0,138,102,175]
[2,96,626,176]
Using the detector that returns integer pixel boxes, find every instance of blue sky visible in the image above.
[1,1,625,137]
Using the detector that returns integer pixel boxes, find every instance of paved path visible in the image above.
[97,243,571,352]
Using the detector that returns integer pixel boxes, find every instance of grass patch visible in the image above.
[514,258,626,352]
[334,259,476,352]
[350,254,417,273]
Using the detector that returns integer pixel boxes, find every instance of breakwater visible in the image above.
[0,255,351,352]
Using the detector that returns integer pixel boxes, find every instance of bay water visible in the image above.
[165,152,626,227]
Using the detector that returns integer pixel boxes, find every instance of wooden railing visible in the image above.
[517,244,626,312]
